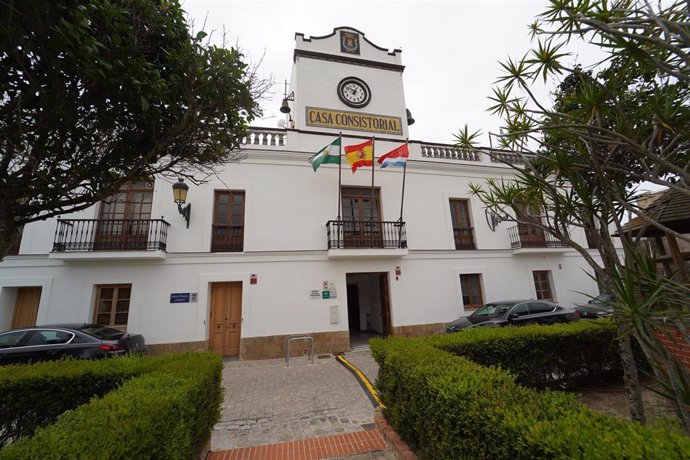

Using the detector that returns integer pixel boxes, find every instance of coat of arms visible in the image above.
[340,31,360,55]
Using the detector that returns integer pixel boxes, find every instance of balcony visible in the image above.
[50,219,169,261]
[508,225,568,254]
[326,220,408,258]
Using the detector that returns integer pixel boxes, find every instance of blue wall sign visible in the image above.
[170,293,191,303]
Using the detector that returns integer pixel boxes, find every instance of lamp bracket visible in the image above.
[178,203,191,228]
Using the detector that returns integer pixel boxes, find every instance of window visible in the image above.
[516,204,547,247]
[26,330,74,346]
[532,271,553,301]
[340,187,382,248]
[449,199,475,249]
[529,302,555,314]
[212,191,245,252]
[7,226,23,255]
[510,303,530,316]
[93,284,131,329]
[0,330,30,348]
[96,182,154,250]
[460,274,484,309]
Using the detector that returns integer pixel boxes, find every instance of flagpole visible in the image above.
[399,138,408,222]
[337,132,342,221]
[370,136,375,225]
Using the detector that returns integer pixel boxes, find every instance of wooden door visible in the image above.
[96,182,153,250]
[209,282,242,356]
[378,274,391,336]
[341,187,382,248]
[516,204,546,247]
[11,287,41,328]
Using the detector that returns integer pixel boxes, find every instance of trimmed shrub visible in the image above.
[371,322,690,459]
[429,320,622,388]
[0,356,142,447]
[0,352,222,460]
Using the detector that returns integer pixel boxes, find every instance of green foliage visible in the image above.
[371,326,690,459]
[0,0,260,258]
[463,0,690,428]
[428,321,622,388]
[0,352,223,459]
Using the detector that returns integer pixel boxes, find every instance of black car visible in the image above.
[446,300,579,332]
[0,324,145,365]
[575,293,614,319]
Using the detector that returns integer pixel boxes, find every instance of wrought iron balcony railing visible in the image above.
[52,219,169,252]
[453,227,476,250]
[508,225,567,249]
[327,220,407,249]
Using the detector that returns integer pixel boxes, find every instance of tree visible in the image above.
[456,0,690,429]
[0,0,261,260]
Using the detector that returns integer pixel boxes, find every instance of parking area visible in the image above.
[211,350,380,452]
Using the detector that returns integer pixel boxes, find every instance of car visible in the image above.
[446,300,579,332]
[0,324,145,365]
[575,293,614,319]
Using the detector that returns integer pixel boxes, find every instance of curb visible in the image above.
[335,355,384,408]
[374,407,418,460]
[334,355,417,459]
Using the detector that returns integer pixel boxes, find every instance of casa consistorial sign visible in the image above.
[305,107,403,136]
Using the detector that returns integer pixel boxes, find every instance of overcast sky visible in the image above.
[182,0,595,145]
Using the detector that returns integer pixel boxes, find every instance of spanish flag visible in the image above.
[344,139,373,173]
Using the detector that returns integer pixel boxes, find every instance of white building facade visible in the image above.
[0,28,602,359]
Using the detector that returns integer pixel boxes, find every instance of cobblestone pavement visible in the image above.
[211,352,381,452]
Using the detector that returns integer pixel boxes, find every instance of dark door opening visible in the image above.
[346,272,391,348]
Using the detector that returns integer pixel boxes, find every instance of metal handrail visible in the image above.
[285,335,314,367]
[52,218,169,252]
[326,219,407,249]
[508,225,567,249]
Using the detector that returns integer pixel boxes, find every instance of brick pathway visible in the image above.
[208,428,387,460]
[211,353,379,451]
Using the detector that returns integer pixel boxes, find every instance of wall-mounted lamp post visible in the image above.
[406,108,415,126]
[280,79,295,126]
[172,178,191,228]
[280,91,294,114]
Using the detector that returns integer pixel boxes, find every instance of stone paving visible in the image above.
[211,351,381,452]
[343,351,379,385]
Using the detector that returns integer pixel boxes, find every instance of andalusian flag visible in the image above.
[309,138,341,171]
[344,139,373,173]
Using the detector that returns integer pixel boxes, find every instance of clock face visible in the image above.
[337,77,371,108]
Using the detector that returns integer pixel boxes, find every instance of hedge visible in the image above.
[0,352,223,459]
[371,322,690,459]
[427,320,622,388]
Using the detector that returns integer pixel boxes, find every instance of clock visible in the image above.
[337,77,371,108]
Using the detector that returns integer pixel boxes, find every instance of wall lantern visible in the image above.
[406,108,415,126]
[172,178,191,228]
[280,91,294,114]
[280,79,295,115]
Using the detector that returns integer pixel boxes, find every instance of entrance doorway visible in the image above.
[346,273,391,348]
[209,282,242,356]
[12,287,41,329]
